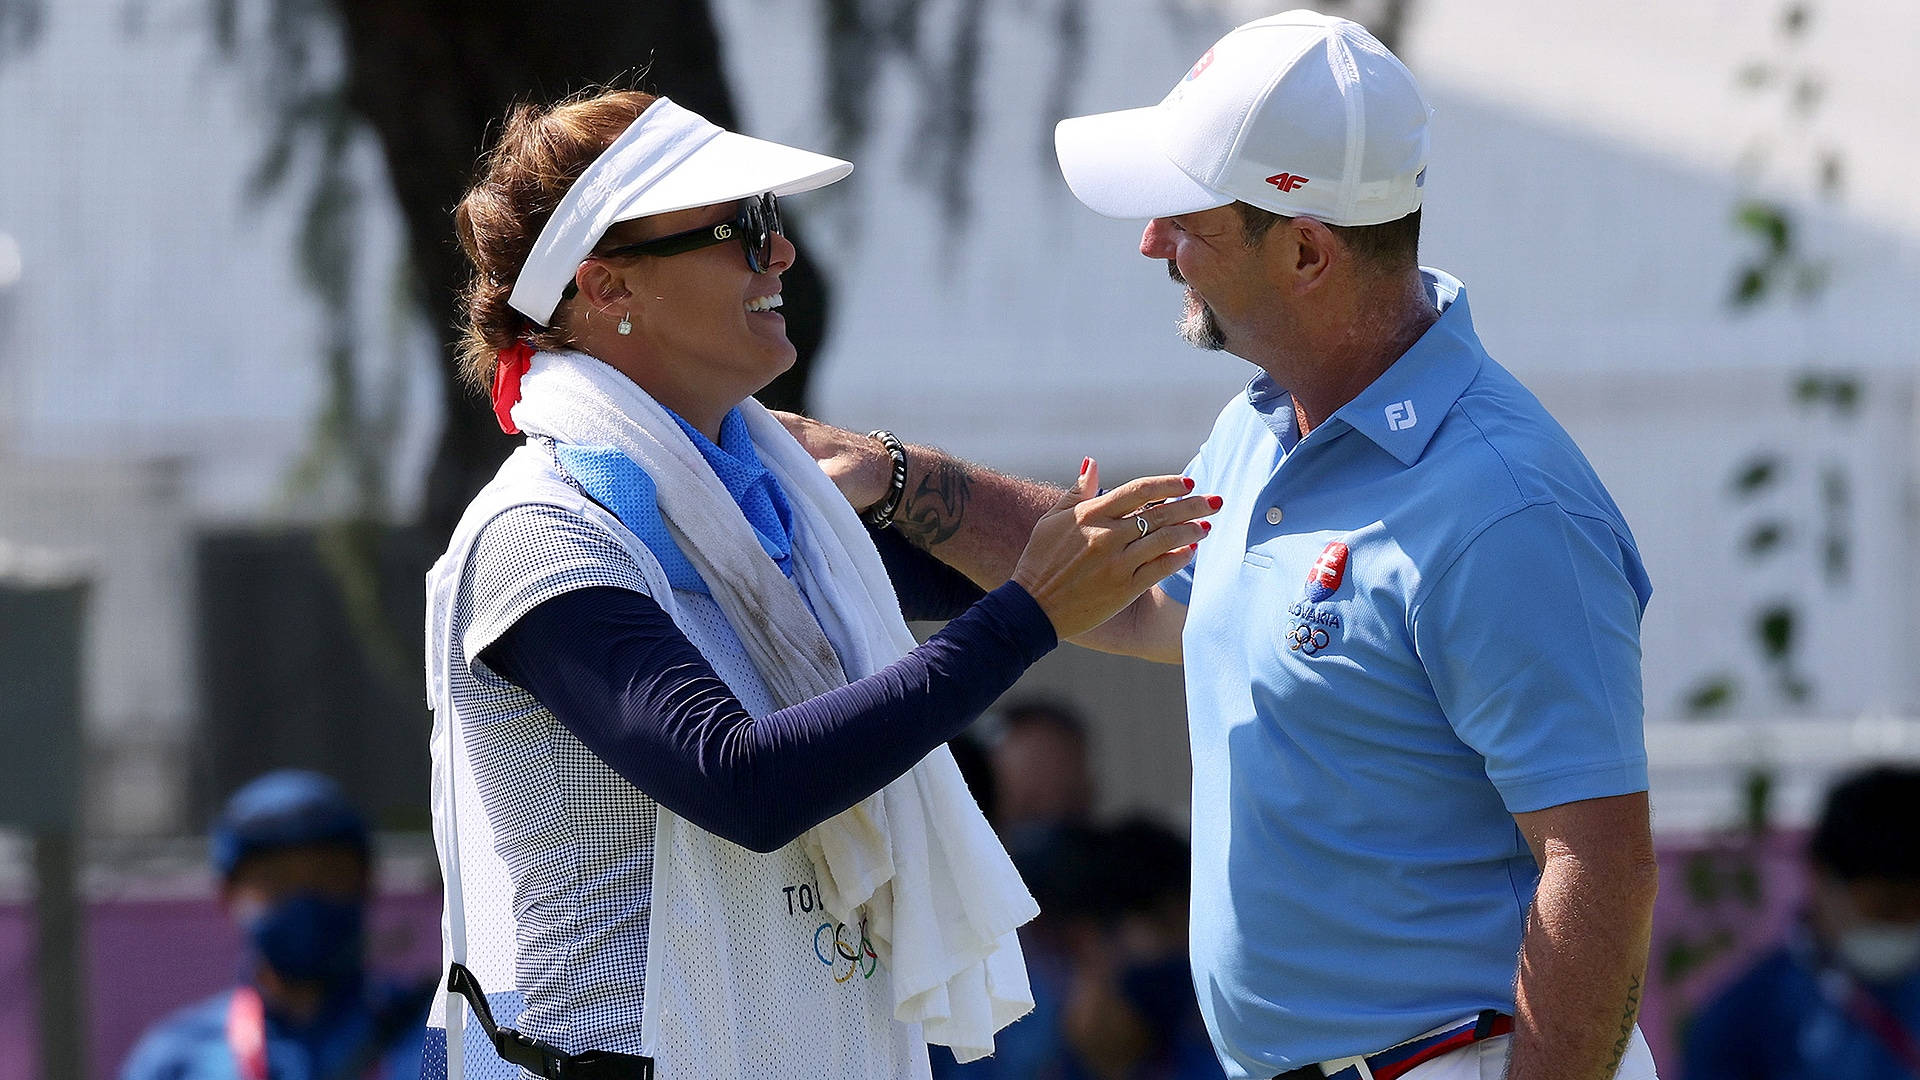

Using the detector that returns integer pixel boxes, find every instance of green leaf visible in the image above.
[0,0,46,61]
[1731,456,1779,495]
[1743,768,1775,836]
[209,0,237,53]
[1755,605,1795,660]
[1735,61,1775,89]
[1661,928,1739,985]
[1819,154,1845,197]
[1732,265,1769,307]
[1685,676,1738,715]
[1824,535,1849,583]
[1791,76,1825,117]
[1781,673,1813,703]
[1792,263,1831,300]
[1685,852,1722,904]
[1821,467,1851,509]
[1660,940,1693,984]
[1744,523,1787,557]
[1735,201,1791,256]
[1828,376,1860,413]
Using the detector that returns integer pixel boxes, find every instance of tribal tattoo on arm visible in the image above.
[896,457,972,550]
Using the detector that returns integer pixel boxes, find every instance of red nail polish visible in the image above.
[1081,457,1091,476]
[1201,521,1212,533]
[1183,477,1195,491]
[1207,495,1223,510]
[1189,543,1199,552]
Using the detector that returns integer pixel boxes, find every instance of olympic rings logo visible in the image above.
[1287,623,1330,655]
[814,921,879,983]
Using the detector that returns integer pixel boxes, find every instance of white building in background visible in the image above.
[0,0,1914,836]
[0,0,438,834]
[728,0,1920,831]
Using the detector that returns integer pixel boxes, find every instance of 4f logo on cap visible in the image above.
[1385,399,1418,431]
[1266,172,1310,193]
[1304,541,1349,602]
[1185,48,1215,81]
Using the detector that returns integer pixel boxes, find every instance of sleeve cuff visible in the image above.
[1497,758,1650,815]
[971,581,1059,663]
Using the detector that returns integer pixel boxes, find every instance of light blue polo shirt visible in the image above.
[1162,269,1652,1078]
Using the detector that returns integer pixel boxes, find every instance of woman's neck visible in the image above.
[600,353,737,442]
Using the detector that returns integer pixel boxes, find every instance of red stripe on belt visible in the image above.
[1365,1012,1513,1080]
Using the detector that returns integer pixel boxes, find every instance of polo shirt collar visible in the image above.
[1326,268,1485,467]
[667,407,796,569]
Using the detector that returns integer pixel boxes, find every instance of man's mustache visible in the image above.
[1168,260,1185,285]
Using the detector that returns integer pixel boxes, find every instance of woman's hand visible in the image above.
[774,411,892,512]
[1011,459,1218,640]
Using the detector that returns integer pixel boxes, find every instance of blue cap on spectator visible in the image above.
[210,769,370,879]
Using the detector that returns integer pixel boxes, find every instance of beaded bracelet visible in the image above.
[862,430,910,529]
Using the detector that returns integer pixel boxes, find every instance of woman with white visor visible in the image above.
[422,89,1217,1080]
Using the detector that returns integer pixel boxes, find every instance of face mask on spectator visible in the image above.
[247,892,366,987]
[1835,921,1920,983]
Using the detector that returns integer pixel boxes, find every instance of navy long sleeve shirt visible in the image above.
[480,562,1048,853]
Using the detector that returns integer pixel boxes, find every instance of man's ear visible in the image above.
[1284,216,1339,293]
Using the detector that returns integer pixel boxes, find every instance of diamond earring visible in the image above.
[616,312,632,336]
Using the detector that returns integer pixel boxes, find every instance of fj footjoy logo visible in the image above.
[1185,48,1215,81]
[1385,399,1418,431]
[1304,541,1349,602]
[1265,172,1310,193]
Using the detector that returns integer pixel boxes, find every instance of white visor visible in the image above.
[508,97,853,326]
[1054,106,1233,220]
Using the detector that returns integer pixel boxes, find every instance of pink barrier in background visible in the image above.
[0,891,443,1080]
[0,833,1817,1080]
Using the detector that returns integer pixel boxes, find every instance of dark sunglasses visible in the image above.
[598,192,783,273]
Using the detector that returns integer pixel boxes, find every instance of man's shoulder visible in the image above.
[1431,358,1630,529]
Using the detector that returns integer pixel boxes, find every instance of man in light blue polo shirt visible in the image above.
[782,9,1661,1080]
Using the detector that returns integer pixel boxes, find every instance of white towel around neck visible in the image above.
[509,350,1038,1060]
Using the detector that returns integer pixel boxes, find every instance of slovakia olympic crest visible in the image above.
[1288,540,1349,656]
[1304,541,1349,602]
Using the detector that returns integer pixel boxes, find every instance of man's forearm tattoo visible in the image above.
[896,458,971,550]
[1603,975,1642,1076]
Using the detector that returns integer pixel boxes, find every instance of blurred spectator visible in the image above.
[1056,819,1219,1080]
[938,818,1221,1080]
[1685,765,1920,1080]
[119,770,432,1080]
[992,699,1096,835]
[950,730,1001,831]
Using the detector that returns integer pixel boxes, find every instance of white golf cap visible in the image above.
[1054,9,1429,225]
[509,97,852,326]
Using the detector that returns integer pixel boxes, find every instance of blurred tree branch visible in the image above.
[211,0,833,537]
[1684,1,1855,721]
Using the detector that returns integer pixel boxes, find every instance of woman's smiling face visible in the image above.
[612,197,799,392]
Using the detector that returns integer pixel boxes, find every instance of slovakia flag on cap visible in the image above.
[1304,541,1349,602]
